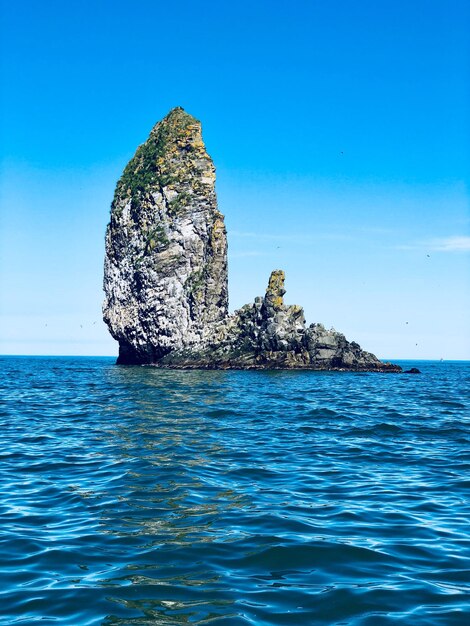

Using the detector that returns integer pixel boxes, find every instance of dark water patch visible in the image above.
[306,407,341,418]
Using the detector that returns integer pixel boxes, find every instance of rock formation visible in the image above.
[103,107,401,372]
[103,107,228,364]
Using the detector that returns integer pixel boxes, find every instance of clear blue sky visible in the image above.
[1,0,469,359]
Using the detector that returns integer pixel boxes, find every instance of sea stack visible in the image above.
[103,108,228,364]
[103,107,401,372]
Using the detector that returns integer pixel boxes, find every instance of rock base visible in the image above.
[153,270,401,373]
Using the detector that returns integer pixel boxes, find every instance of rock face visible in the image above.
[158,270,398,371]
[103,108,228,364]
[103,108,401,372]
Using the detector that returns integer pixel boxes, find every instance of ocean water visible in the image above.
[0,356,469,626]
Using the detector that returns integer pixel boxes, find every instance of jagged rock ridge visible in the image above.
[103,108,401,372]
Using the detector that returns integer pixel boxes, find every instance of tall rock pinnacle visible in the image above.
[103,107,228,364]
[103,109,401,372]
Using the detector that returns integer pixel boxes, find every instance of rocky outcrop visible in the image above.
[103,107,228,364]
[103,108,401,373]
[158,270,399,371]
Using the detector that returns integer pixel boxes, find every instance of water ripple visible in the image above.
[0,356,469,625]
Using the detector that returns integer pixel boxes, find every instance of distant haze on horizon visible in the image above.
[1,0,469,360]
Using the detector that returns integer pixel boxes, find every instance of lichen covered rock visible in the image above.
[159,270,400,371]
[103,108,401,372]
[103,107,228,364]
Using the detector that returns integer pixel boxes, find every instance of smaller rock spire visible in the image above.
[264,270,286,313]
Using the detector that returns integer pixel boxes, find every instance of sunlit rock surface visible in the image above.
[103,108,228,364]
[103,108,401,372]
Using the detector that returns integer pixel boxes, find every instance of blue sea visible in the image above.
[1,356,469,625]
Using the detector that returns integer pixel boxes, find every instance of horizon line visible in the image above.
[1,354,469,363]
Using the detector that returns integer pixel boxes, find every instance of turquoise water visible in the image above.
[1,356,469,625]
